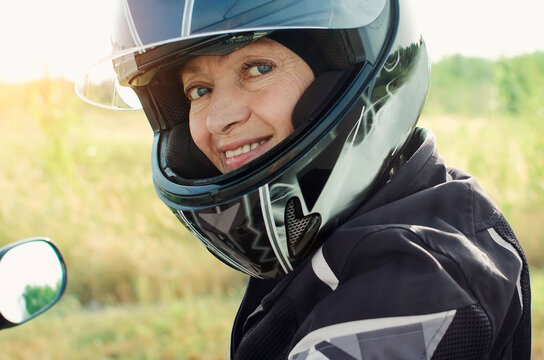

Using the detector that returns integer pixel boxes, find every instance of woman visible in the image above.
[78,0,531,358]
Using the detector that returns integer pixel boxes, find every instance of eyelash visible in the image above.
[183,60,275,101]
[184,86,210,101]
[241,60,275,78]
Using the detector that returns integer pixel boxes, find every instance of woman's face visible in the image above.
[180,38,315,174]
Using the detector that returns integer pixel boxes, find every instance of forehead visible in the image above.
[180,38,289,75]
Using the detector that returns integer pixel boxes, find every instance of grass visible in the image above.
[532,268,544,359]
[0,291,243,360]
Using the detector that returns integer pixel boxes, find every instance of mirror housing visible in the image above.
[0,237,67,330]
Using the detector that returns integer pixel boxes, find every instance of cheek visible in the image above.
[255,82,305,134]
[188,110,210,151]
[188,109,225,173]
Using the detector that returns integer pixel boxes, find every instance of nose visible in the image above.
[206,83,250,135]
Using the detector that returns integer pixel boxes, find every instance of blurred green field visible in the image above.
[0,52,543,358]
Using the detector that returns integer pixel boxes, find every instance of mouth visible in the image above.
[221,137,271,172]
[225,140,266,159]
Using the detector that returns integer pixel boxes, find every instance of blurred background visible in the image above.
[0,0,543,358]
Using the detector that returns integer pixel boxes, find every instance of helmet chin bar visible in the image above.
[168,188,289,279]
[174,207,262,278]
[167,182,325,278]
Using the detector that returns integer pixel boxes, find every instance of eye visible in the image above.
[243,61,274,78]
[186,86,211,101]
[248,64,272,76]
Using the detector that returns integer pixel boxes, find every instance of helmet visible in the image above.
[77,0,430,278]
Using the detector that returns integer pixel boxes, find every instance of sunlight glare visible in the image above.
[0,0,543,83]
[0,0,112,83]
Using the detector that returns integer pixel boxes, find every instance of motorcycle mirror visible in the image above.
[0,238,67,329]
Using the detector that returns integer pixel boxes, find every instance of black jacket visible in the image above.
[231,128,531,359]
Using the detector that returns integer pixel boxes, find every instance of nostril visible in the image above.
[222,122,237,133]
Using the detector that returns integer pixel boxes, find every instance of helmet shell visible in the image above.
[78,0,431,278]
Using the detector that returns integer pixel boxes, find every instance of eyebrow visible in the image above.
[178,63,203,82]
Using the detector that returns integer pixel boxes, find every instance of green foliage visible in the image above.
[22,283,60,316]
[425,55,496,115]
[495,53,544,115]
[425,51,544,118]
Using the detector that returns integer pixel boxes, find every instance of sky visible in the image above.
[0,0,543,83]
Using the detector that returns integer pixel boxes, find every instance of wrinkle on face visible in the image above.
[180,38,315,173]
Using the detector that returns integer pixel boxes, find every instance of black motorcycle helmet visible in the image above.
[77,0,430,279]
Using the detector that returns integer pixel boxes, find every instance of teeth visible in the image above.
[225,141,265,159]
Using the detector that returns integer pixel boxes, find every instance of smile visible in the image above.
[225,140,266,159]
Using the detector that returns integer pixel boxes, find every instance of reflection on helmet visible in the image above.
[78,0,430,278]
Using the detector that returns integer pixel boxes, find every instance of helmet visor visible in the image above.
[76,0,387,110]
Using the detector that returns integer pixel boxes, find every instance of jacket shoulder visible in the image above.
[288,220,527,359]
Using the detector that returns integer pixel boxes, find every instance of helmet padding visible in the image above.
[166,121,221,179]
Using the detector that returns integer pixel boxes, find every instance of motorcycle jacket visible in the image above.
[230,128,531,359]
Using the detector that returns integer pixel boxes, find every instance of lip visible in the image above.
[220,136,272,172]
